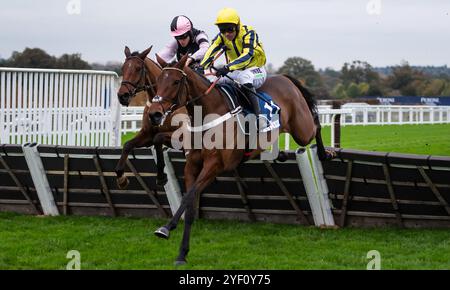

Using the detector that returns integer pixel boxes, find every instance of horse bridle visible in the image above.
[120,56,156,98]
[151,67,219,123]
[151,67,191,118]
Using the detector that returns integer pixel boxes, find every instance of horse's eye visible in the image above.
[174,80,180,85]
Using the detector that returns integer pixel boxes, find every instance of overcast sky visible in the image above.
[1,0,449,70]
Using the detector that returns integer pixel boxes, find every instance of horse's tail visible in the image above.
[284,74,335,161]
[283,75,319,125]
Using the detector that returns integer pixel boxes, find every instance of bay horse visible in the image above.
[148,54,334,265]
[116,46,186,188]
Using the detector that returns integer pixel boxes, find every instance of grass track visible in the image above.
[2,124,449,269]
[0,212,449,270]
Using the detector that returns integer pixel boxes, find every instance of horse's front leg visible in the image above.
[155,152,218,265]
[152,132,175,187]
[154,150,202,236]
[176,158,220,265]
[115,129,153,189]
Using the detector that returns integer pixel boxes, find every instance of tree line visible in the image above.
[276,58,450,99]
[2,48,450,99]
[0,47,122,75]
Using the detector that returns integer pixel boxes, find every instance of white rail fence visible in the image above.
[120,105,450,134]
[0,67,121,146]
[2,68,450,147]
[339,105,450,125]
[121,107,354,135]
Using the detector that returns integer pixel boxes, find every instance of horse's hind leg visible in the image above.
[314,121,336,161]
[288,117,316,148]
[315,124,329,161]
[289,114,335,161]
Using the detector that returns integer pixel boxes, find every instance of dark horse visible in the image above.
[147,54,334,265]
[115,46,186,189]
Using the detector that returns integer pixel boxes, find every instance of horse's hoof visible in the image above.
[156,174,168,187]
[174,260,187,266]
[325,150,337,160]
[154,226,170,239]
[276,151,288,162]
[116,176,130,189]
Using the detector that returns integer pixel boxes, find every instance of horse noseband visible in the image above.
[152,95,163,103]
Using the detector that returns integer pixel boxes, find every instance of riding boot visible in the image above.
[243,83,261,129]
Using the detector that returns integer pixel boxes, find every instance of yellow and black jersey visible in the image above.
[201,24,266,71]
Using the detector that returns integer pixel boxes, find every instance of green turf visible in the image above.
[122,124,450,156]
[0,212,448,270]
[313,124,450,156]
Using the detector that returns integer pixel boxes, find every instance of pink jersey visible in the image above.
[157,31,209,64]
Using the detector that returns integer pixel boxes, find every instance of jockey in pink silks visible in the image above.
[157,15,210,68]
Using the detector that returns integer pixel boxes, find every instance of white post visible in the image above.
[0,71,8,143]
[310,145,335,226]
[296,147,335,227]
[22,143,59,216]
[284,133,290,151]
[389,107,393,124]
[151,148,183,217]
[110,76,121,146]
[363,108,368,125]
[330,114,336,148]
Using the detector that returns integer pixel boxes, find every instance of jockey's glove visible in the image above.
[215,65,230,77]
[192,64,205,74]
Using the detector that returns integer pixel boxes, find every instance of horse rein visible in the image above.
[149,49,227,117]
[120,56,157,98]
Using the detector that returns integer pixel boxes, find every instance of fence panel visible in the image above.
[0,68,120,146]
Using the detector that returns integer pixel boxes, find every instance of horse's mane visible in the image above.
[130,51,161,70]
[146,57,162,70]
[165,62,214,87]
[190,68,213,86]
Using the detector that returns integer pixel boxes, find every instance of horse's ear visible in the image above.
[176,54,189,69]
[139,45,153,59]
[155,54,168,68]
[124,46,131,58]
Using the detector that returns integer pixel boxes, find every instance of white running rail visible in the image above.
[121,105,450,134]
[326,104,450,126]
[0,67,121,146]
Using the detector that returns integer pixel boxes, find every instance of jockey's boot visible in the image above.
[243,83,261,130]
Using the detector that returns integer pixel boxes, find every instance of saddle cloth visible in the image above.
[219,84,281,133]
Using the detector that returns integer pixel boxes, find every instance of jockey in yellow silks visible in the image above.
[200,8,267,116]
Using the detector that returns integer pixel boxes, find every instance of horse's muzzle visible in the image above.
[118,93,130,107]
[149,111,163,126]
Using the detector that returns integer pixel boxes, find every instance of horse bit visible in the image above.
[150,67,191,119]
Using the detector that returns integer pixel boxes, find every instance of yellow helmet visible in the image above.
[215,8,240,25]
